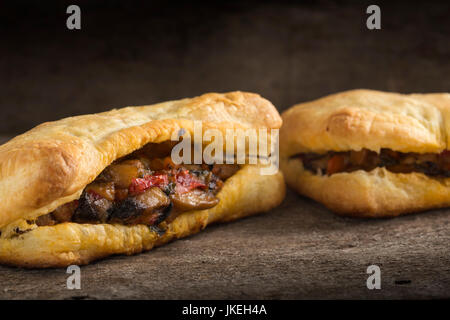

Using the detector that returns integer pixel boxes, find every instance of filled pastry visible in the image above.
[280,89,450,217]
[0,91,285,267]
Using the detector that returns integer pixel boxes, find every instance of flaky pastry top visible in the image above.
[280,89,450,157]
[0,92,281,228]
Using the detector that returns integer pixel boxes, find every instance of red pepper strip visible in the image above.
[175,169,207,194]
[327,155,347,175]
[129,174,169,195]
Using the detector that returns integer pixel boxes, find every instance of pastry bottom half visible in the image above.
[0,165,285,268]
[281,157,450,218]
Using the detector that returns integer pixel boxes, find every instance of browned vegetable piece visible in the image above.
[386,164,415,173]
[135,187,171,214]
[148,158,166,171]
[327,155,348,175]
[85,182,115,201]
[163,156,177,169]
[350,150,368,166]
[299,148,450,177]
[103,159,146,188]
[363,150,380,170]
[115,188,129,201]
[170,189,219,212]
[183,164,203,171]
[72,192,113,223]
[438,151,450,171]
[383,149,401,160]
[211,164,240,180]
[52,200,78,223]
[35,214,56,226]
[401,155,417,165]
[136,156,152,169]
[109,187,171,225]
[413,154,437,164]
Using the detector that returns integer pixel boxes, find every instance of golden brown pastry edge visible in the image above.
[0,165,285,268]
[281,157,450,217]
[280,89,450,157]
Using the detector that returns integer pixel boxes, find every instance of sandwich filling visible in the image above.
[296,148,450,177]
[32,141,239,228]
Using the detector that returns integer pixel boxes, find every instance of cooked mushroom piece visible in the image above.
[72,192,113,223]
[109,187,171,225]
[99,159,146,188]
[52,200,78,223]
[85,182,115,201]
[35,213,56,226]
[30,148,237,228]
[298,148,450,177]
[170,189,219,212]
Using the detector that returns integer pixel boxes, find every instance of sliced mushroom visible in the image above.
[72,192,113,223]
[85,182,115,201]
[52,200,78,223]
[170,189,219,212]
[35,213,56,226]
[109,187,171,225]
[100,159,146,188]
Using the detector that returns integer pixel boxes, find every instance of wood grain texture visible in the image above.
[0,189,448,299]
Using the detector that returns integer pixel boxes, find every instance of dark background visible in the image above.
[0,0,449,135]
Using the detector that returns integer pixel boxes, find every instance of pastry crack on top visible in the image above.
[0,91,285,268]
[280,89,450,218]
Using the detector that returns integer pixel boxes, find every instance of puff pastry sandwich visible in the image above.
[280,89,450,218]
[0,92,285,268]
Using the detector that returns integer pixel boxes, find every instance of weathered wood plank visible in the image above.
[0,189,448,299]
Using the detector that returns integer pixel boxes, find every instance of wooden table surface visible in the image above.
[0,133,448,299]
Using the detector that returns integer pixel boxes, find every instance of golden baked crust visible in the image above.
[0,91,285,267]
[282,157,450,217]
[280,89,450,217]
[0,165,285,268]
[0,91,282,229]
[280,89,449,157]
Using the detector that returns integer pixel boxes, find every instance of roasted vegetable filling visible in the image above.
[34,142,240,227]
[296,148,450,177]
